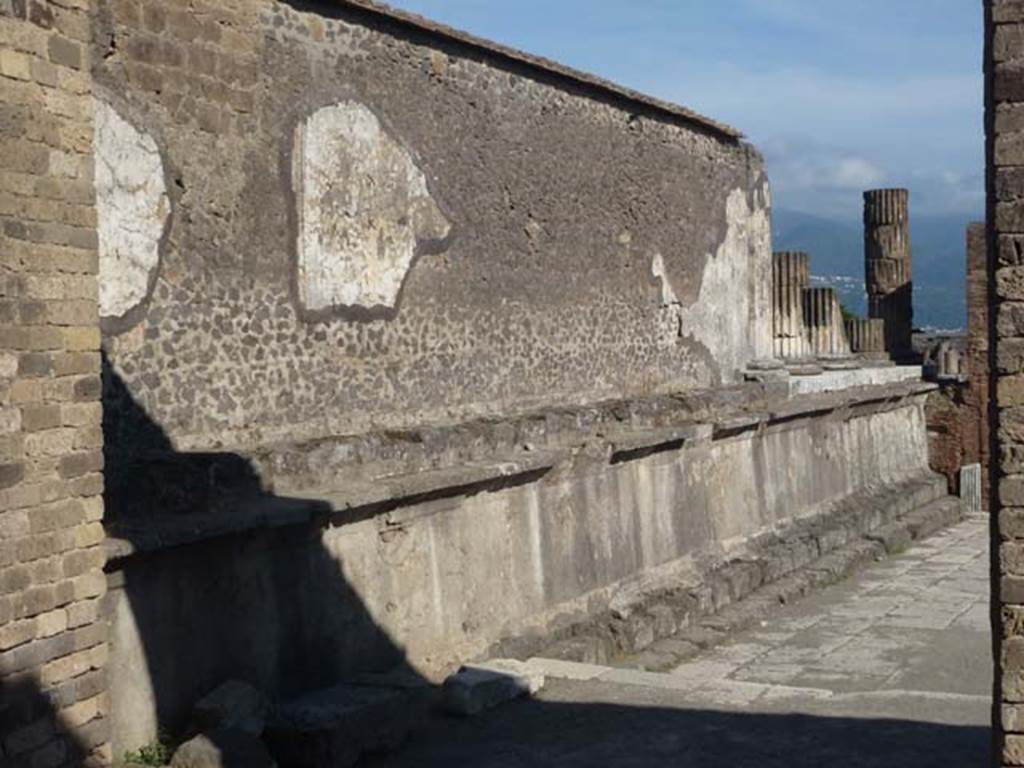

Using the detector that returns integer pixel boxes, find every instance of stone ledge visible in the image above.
[786,365,924,396]
[252,380,930,496]
[104,379,934,563]
[104,450,559,562]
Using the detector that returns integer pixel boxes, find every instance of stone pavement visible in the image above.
[368,515,992,767]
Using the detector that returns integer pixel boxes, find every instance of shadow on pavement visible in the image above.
[363,680,990,768]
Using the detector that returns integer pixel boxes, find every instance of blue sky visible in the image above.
[388,0,983,222]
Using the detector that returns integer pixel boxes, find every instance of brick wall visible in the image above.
[924,223,991,505]
[925,383,973,494]
[990,1,1024,764]
[0,1,110,765]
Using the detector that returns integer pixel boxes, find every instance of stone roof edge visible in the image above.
[336,0,744,142]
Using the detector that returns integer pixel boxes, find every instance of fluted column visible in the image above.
[772,251,812,360]
[844,317,886,357]
[864,188,913,359]
[803,286,852,359]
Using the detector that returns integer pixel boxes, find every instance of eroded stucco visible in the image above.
[94,98,169,320]
[293,101,450,312]
[659,181,773,378]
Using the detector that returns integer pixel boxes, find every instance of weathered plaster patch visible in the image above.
[94,98,169,320]
[293,101,450,312]
[672,182,772,378]
[650,253,679,306]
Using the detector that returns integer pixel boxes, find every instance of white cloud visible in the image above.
[662,65,979,140]
[758,135,889,218]
[833,158,885,190]
[759,131,982,220]
[644,62,982,219]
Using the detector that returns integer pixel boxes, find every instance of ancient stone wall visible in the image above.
[91,0,772,461]
[0,1,110,765]
[103,380,936,752]
[925,383,973,495]
[0,0,957,760]
[989,1,1024,763]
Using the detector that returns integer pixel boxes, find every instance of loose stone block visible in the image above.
[170,728,274,768]
[191,680,268,735]
[442,660,544,716]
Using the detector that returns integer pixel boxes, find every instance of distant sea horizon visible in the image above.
[773,207,980,334]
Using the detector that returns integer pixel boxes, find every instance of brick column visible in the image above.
[864,188,914,359]
[967,222,991,506]
[0,2,110,765]
[990,2,1024,764]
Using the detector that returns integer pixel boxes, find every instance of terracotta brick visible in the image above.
[996,1,1024,22]
[46,35,80,69]
[58,449,101,478]
[0,47,31,80]
[0,617,35,650]
[37,646,91,685]
[0,460,24,488]
[70,570,104,601]
[59,401,99,426]
[61,693,101,727]
[72,522,103,548]
[65,598,97,629]
[61,546,102,577]
[20,403,60,431]
[59,325,98,351]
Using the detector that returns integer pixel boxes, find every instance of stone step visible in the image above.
[503,474,952,669]
[608,493,965,671]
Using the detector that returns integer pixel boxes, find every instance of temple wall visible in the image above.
[92,0,773,457]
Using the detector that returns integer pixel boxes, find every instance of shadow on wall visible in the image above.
[99,352,424,756]
[0,677,93,766]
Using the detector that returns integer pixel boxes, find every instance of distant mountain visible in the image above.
[772,208,979,332]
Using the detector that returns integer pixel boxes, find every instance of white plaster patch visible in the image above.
[674,182,773,379]
[93,99,169,319]
[650,253,679,306]
[293,101,450,312]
